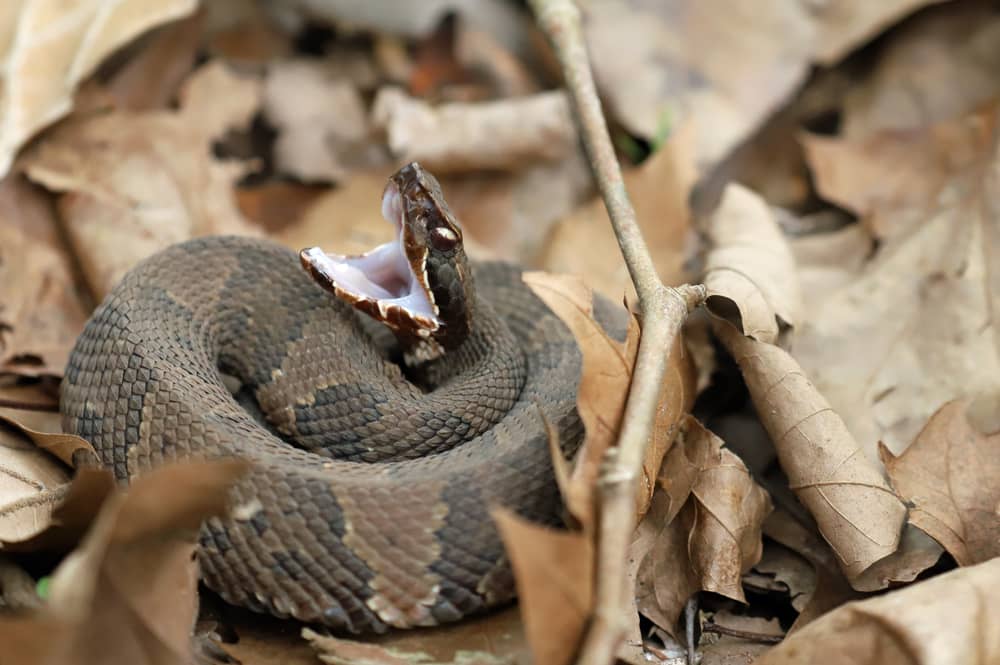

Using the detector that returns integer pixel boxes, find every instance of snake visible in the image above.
[60,163,616,634]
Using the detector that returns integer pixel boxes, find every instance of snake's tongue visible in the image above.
[299,184,440,335]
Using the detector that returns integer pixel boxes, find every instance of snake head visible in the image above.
[300,162,473,356]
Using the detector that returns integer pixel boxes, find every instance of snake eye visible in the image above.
[430,226,460,251]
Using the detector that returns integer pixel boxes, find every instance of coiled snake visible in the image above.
[60,163,599,633]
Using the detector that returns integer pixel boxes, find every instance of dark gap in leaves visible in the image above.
[213,112,278,185]
[294,22,338,57]
[692,330,749,426]
[7,354,44,367]
[803,108,842,136]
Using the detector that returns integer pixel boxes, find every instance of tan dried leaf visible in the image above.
[524,272,693,524]
[717,324,907,589]
[881,400,1000,566]
[540,124,696,300]
[704,183,802,342]
[223,606,526,665]
[802,110,990,240]
[524,272,635,524]
[22,61,262,299]
[788,224,874,321]
[101,9,204,112]
[0,416,72,542]
[0,461,246,665]
[761,508,862,630]
[492,508,591,665]
[798,109,1000,456]
[840,2,1000,137]
[372,88,576,173]
[755,557,1000,665]
[435,155,593,262]
[275,153,593,265]
[632,417,771,637]
[811,0,953,64]
[264,59,377,183]
[0,0,198,177]
[579,0,945,164]
[304,627,515,665]
[0,174,90,377]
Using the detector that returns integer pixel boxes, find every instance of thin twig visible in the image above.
[685,596,699,664]
[528,1,706,664]
[702,623,785,644]
[0,397,60,412]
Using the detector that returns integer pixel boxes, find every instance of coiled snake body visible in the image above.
[60,164,590,633]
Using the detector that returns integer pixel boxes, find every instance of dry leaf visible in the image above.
[524,273,694,524]
[755,557,1000,665]
[749,542,818,614]
[881,400,1000,566]
[797,109,1000,455]
[274,163,581,265]
[632,417,771,637]
[264,59,381,183]
[0,174,90,377]
[220,605,526,665]
[841,2,1000,138]
[579,0,945,165]
[0,556,41,611]
[437,154,593,262]
[540,124,697,299]
[372,88,576,173]
[761,509,862,631]
[279,0,532,59]
[524,272,635,524]
[492,508,591,665]
[203,0,293,66]
[788,224,874,321]
[704,184,802,342]
[0,461,246,665]
[304,627,515,665]
[100,9,205,112]
[716,324,907,590]
[275,166,405,256]
[0,0,198,177]
[0,417,72,542]
[22,60,262,299]
[236,181,329,235]
[802,110,990,240]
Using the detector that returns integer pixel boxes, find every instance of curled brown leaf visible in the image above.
[716,323,907,589]
[632,416,771,637]
[704,184,802,341]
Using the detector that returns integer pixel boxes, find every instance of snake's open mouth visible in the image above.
[299,183,440,334]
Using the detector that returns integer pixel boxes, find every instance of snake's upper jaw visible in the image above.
[299,185,440,337]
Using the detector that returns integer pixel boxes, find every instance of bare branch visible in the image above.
[528,1,706,664]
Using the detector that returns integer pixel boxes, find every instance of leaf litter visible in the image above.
[0,2,998,664]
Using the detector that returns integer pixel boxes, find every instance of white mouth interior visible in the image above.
[302,185,438,325]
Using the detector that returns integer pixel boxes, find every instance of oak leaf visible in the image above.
[881,400,1000,566]
[0,0,197,177]
[755,557,1000,665]
[631,417,771,637]
[22,61,262,300]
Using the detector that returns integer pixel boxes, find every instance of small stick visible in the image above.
[528,1,705,664]
[702,623,785,644]
[685,596,699,664]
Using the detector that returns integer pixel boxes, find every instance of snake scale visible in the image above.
[60,164,614,634]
